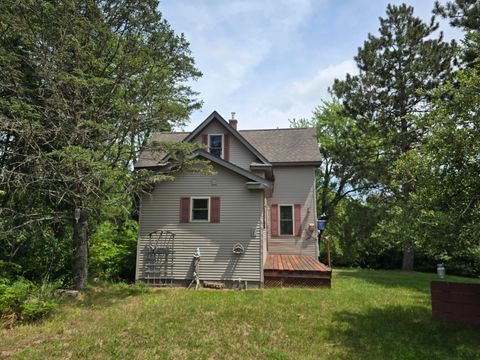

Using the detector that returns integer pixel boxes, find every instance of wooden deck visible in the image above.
[264,255,331,288]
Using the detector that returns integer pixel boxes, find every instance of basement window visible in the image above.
[209,134,223,158]
[279,205,294,235]
[191,197,210,221]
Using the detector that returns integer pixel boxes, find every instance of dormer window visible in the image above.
[208,134,223,158]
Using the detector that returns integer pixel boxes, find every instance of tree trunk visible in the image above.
[401,181,414,271]
[399,117,415,271]
[73,210,89,290]
[402,240,414,271]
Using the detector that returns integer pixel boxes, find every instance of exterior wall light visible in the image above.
[317,213,327,231]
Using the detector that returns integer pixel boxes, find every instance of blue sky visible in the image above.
[161,0,462,131]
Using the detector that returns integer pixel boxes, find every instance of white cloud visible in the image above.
[163,0,317,100]
[178,58,358,131]
[290,59,357,102]
[227,59,358,129]
[162,0,337,130]
[165,0,460,132]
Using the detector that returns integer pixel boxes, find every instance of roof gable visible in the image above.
[185,111,270,164]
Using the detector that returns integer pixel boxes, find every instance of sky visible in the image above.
[161,0,462,131]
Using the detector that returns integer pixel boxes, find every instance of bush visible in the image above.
[0,224,74,283]
[0,278,59,328]
[0,260,22,280]
[90,219,137,282]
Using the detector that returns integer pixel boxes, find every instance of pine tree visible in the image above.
[332,4,454,270]
[435,0,480,65]
[434,0,480,31]
[0,0,203,288]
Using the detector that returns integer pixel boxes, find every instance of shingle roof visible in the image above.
[135,127,321,168]
[150,132,188,142]
[240,128,321,164]
[190,150,272,188]
[135,132,188,168]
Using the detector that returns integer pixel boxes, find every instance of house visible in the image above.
[135,111,331,287]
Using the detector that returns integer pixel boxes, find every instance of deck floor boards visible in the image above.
[264,254,331,287]
[264,254,331,272]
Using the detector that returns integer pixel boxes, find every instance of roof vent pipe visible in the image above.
[229,112,237,130]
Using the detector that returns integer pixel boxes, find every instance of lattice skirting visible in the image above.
[264,276,331,288]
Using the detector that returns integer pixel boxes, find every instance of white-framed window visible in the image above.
[279,205,294,235]
[191,197,210,222]
[208,134,223,158]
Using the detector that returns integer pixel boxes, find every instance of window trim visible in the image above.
[190,196,210,222]
[208,133,224,159]
[278,204,295,236]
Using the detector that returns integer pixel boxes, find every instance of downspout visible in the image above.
[313,168,320,259]
[260,191,265,286]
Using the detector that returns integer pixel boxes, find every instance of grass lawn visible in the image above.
[1,269,479,359]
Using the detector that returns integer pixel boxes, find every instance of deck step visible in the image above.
[264,254,332,288]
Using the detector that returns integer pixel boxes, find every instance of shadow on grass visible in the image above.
[326,305,480,360]
[72,284,151,309]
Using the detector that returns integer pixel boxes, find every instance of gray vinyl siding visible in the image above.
[136,163,263,283]
[192,120,258,170]
[267,166,318,256]
[262,196,268,266]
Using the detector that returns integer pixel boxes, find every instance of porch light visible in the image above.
[317,213,327,231]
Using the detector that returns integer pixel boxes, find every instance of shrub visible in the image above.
[90,219,137,282]
[0,278,59,328]
[0,260,22,280]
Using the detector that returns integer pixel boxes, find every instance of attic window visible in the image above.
[209,134,223,158]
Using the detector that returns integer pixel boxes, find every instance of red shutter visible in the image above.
[210,197,220,223]
[202,134,208,148]
[294,204,301,236]
[180,197,190,223]
[223,134,230,161]
[271,204,279,237]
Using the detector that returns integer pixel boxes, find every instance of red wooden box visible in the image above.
[431,281,480,325]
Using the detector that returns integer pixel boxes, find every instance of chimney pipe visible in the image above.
[229,112,237,130]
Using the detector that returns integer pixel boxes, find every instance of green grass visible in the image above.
[1,269,479,359]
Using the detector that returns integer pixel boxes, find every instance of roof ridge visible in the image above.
[155,131,189,134]
[239,127,314,132]
[159,127,315,134]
